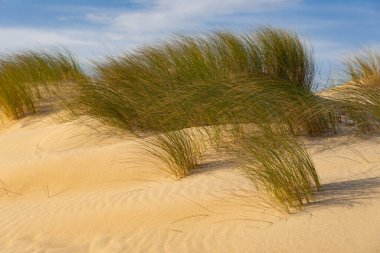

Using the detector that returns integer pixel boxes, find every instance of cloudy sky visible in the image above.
[0,0,379,85]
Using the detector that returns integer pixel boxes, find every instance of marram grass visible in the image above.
[144,129,206,179]
[0,27,336,212]
[345,49,380,86]
[69,27,331,135]
[0,49,84,120]
[62,27,330,212]
[0,31,377,212]
[237,126,321,212]
[329,50,380,133]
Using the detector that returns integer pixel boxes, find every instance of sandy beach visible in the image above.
[0,114,379,253]
[0,0,379,252]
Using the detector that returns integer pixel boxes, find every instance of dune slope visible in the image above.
[0,115,380,253]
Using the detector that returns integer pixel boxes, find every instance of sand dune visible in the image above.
[1,115,380,252]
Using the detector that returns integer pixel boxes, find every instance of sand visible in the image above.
[0,114,380,253]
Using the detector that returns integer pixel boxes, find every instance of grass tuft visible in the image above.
[0,49,84,120]
[329,50,380,133]
[238,127,321,212]
[144,129,205,179]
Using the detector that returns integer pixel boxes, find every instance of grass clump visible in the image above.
[329,50,380,133]
[252,28,315,91]
[0,50,84,120]
[66,27,326,210]
[144,129,205,179]
[238,127,321,212]
[345,49,380,85]
[70,27,331,135]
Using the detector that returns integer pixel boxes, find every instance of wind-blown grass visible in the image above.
[0,49,84,120]
[237,126,321,212]
[144,129,206,179]
[329,50,380,133]
[70,28,330,135]
[65,27,327,211]
[345,49,380,85]
[253,28,315,91]
[2,28,376,211]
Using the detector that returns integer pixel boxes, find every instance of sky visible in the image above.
[0,0,379,87]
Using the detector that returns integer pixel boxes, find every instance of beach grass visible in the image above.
[329,50,380,133]
[0,27,343,211]
[68,27,331,135]
[62,27,330,211]
[0,49,84,120]
[237,126,321,212]
[144,129,206,179]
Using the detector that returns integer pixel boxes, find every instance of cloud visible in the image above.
[0,0,376,82]
[59,0,302,60]
[0,27,109,67]
[86,0,299,38]
[0,27,97,49]
[0,1,300,57]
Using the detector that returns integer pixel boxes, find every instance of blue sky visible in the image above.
[0,0,379,86]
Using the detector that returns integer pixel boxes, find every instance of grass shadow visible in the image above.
[309,176,380,209]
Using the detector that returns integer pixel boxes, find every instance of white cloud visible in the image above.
[0,27,97,50]
[1,0,372,81]
[66,0,303,62]
[0,27,111,69]
[0,0,299,58]
[86,0,299,40]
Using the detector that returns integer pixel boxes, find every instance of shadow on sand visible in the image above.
[309,176,380,209]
